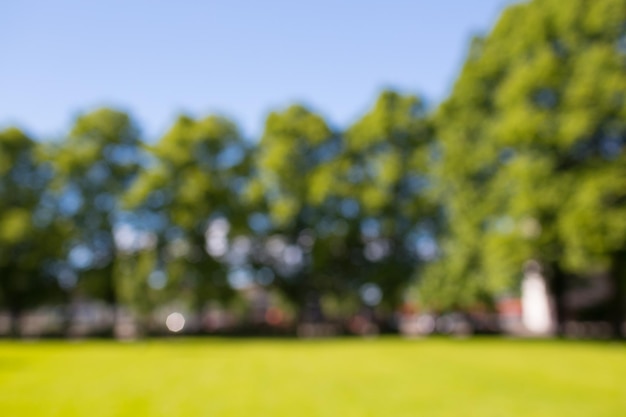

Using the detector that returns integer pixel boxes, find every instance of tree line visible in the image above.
[1,0,626,338]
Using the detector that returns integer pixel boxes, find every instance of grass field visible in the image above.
[0,337,624,417]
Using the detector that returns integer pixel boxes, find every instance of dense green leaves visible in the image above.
[421,0,626,338]
[0,128,66,335]
[2,0,625,337]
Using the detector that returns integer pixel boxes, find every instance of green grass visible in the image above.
[0,337,624,417]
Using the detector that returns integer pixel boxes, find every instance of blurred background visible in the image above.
[1,0,625,340]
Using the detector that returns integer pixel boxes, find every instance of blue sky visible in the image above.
[1,0,517,141]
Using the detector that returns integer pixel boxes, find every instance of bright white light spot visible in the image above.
[206,237,228,257]
[114,224,135,251]
[69,245,93,269]
[114,224,156,252]
[364,240,389,262]
[360,283,383,306]
[207,218,230,236]
[416,236,438,261]
[205,218,231,257]
[166,312,185,332]
[283,245,303,266]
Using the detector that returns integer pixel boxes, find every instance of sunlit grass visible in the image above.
[0,337,624,417]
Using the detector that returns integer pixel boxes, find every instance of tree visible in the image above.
[125,114,250,325]
[50,108,144,334]
[331,90,434,310]
[0,128,66,336]
[246,105,338,320]
[422,0,626,336]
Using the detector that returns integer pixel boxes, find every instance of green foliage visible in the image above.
[248,95,433,312]
[421,0,626,309]
[47,108,144,316]
[247,105,336,311]
[255,105,333,227]
[0,128,65,323]
[334,90,433,307]
[343,91,431,216]
[125,114,249,313]
[4,0,626,331]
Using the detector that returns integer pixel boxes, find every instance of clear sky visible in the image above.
[1,0,517,141]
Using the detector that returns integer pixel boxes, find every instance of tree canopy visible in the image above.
[2,0,625,338]
[420,0,626,336]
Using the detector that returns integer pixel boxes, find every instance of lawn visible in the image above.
[0,337,624,417]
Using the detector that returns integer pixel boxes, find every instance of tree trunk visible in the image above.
[300,290,324,324]
[609,250,626,340]
[8,305,22,339]
[104,262,118,337]
[550,262,568,338]
[62,289,76,338]
[1,265,22,338]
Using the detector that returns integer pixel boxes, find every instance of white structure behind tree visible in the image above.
[521,260,555,335]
